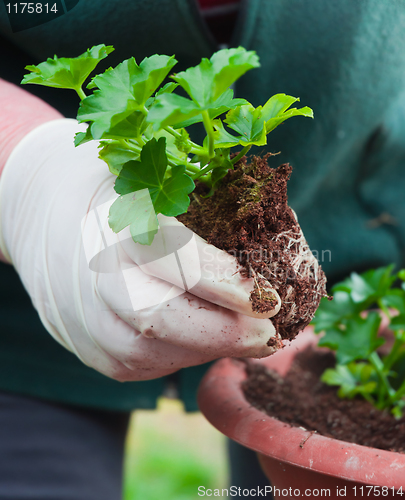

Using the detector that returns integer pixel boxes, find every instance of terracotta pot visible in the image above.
[198,329,405,499]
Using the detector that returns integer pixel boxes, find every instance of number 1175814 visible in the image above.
[6,3,58,14]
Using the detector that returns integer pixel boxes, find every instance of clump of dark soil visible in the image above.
[242,347,405,453]
[178,155,328,341]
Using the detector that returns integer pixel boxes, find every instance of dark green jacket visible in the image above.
[1,0,404,411]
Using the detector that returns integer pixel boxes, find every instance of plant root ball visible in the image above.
[178,156,328,342]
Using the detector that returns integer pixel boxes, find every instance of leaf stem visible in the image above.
[191,163,214,181]
[390,379,405,404]
[164,150,196,173]
[369,352,396,407]
[164,126,182,139]
[190,146,207,155]
[231,145,251,164]
[76,87,87,101]
[202,111,215,158]
[121,140,141,153]
[185,163,200,174]
[383,333,405,372]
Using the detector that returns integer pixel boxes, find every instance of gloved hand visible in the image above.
[0,118,282,381]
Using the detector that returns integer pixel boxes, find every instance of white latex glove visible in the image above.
[0,119,282,381]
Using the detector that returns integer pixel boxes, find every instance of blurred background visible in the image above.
[124,398,228,500]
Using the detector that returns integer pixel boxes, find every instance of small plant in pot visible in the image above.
[198,265,405,498]
[22,44,327,342]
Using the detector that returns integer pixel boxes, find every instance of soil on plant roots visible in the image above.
[242,347,405,453]
[178,156,328,341]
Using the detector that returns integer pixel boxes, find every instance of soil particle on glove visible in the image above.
[242,347,405,453]
[179,156,328,341]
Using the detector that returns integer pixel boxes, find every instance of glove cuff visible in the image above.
[0,118,80,263]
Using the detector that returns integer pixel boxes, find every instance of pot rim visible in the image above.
[197,330,405,487]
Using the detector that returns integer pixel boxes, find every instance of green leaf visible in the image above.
[214,98,309,149]
[134,55,178,104]
[322,365,354,391]
[114,138,194,217]
[334,265,396,304]
[147,93,201,131]
[172,47,259,107]
[311,291,361,332]
[75,115,147,146]
[78,113,148,143]
[334,273,375,302]
[109,190,158,245]
[261,94,300,121]
[148,89,247,130]
[115,137,167,194]
[225,104,267,146]
[319,313,384,365]
[89,54,177,104]
[77,58,140,139]
[262,94,314,133]
[158,164,194,215]
[74,127,93,146]
[22,44,114,91]
[98,141,139,176]
[212,119,240,148]
[154,82,179,97]
[144,82,179,117]
[321,363,377,399]
[104,111,147,139]
[381,289,405,315]
[392,400,405,419]
[175,91,248,129]
[77,55,177,139]
[391,314,405,332]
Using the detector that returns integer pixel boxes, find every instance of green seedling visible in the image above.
[22,44,313,245]
[312,265,405,418]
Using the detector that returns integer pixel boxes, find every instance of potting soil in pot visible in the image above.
[242,346,405,453]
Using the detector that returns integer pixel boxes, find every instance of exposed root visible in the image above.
[268,225,327,336]
[249,266,279,316]
[250,265,262,299]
